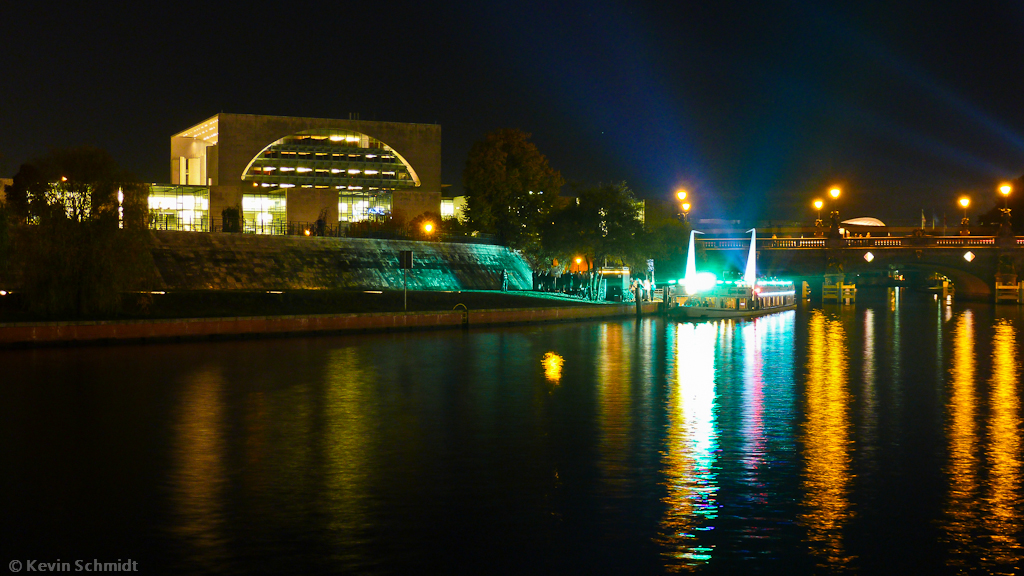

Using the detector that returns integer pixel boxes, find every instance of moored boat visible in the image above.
[668,279,796,319]
[667,227,796,320]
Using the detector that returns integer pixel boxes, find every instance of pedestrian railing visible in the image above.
[699,235,1016,250]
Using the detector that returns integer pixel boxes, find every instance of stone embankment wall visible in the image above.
[149,231,532,291]
[0,303,662,347]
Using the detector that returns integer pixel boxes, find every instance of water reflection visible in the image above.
[542,352,564,384]
[741,321,766,489]
[984,321,1022,568]
[323,347,376,565]
[169,367,229,567]
[942,311,980,569]
[800,310,854,570]
[659,322,719,571]
[597,323,633,496]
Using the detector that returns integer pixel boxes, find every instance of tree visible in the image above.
[10,147,155,317]
[463,129,564,250]
[543,182,646,295]
[641,199,690,281]
[408,211,444,241]
[979,173,1024,234]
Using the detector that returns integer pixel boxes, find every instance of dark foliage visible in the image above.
[9,147,156,317]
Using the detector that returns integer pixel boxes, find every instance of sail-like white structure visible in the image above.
[684,230,703,284]
[743,228,757,286]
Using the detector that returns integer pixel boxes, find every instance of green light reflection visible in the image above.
[659,321,720,572]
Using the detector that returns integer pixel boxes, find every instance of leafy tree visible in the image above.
[641,199,690,281]
[0,200,10,284]
[408,211,444,241]
[346,213,407,239]
[979,173,1024,234]
[10,147,155,317]
[221,206,241,233]
[543,182,645,294]
[463,129,564,250]
[4,162,39,222]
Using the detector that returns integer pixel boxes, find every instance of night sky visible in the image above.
[4,1,1024,223]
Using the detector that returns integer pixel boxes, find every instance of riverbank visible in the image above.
[0,290,661,347]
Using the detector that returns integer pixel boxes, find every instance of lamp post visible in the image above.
[827,187,841,239]
[997,183,1013,237]
[813,199,824,237]
[676,189,689,222]
[681,202,691,224]
[958,196,970,236]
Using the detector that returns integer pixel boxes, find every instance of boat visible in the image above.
[667,228,797,319]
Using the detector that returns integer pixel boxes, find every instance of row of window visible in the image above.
[261,150,397,162]
[250,167,400,177]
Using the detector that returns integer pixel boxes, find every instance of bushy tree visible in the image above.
[543,182,646,292]
[408,211,444,241]
[979,173,1024,234]
[463,129,564,250]
[641,199,690,281]
[11,147,155,317]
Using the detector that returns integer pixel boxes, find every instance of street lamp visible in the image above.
[423,222,434,235]
[958,196,970,235]
[812,199,824,238]
[998,183,1014,236]
[676,189,687,202]
[681,202,691,223]
[827,187,841,239]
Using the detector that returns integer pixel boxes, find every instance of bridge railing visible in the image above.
[697,236,1014,250]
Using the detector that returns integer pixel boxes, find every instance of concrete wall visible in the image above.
[149,231,532,291]
[287,188,338,224]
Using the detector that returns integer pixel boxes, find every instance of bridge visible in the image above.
[694,234,1024,300]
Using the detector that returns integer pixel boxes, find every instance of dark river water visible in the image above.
[4,288,1024,575]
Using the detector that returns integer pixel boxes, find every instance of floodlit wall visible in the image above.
[148,231,530,291]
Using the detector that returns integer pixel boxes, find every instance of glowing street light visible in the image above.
[959,196,971,235]
[999,183,1012,208]
[959,196,970,216]
[825,187,842,238]
[423,222,434,234]
[680,202,691,224]
[676,189,687,201]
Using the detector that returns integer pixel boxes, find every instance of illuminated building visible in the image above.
[169,113,441,233]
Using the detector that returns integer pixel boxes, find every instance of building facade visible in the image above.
[169,113,441,233]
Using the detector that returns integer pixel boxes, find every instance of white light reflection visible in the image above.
[659,321,719,571]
